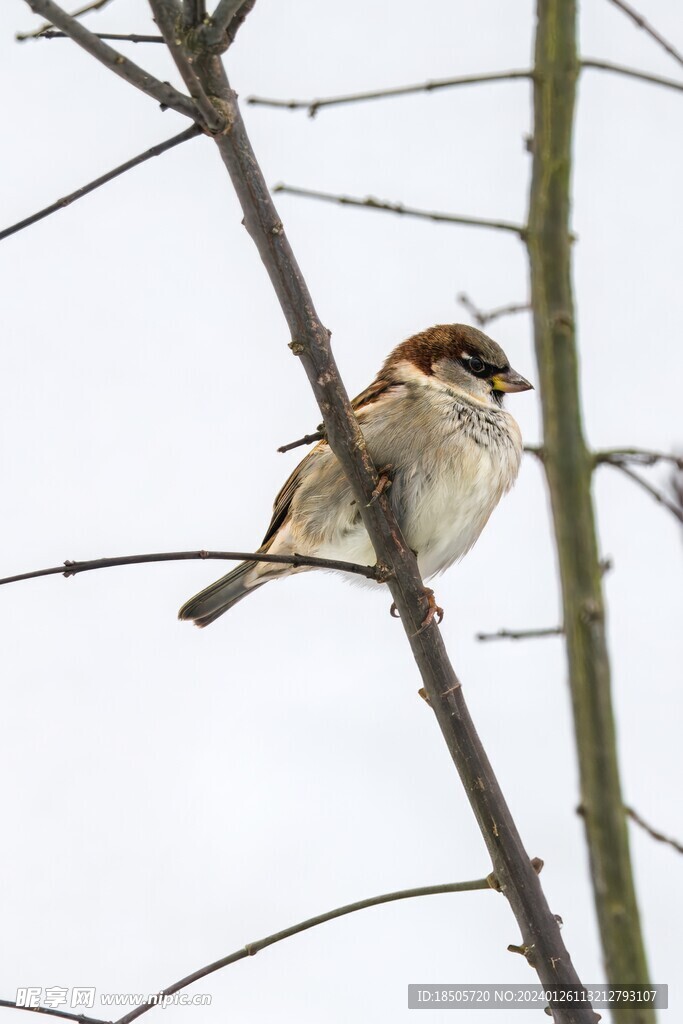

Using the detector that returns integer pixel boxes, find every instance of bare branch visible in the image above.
[528,0,651,990]
[31,30,164,42]
[148,0,226,132]
[273,185,526,237]
[16,0,114,40]
[626,806,683,856]
[113,879,491,1024]
[476,626,563,642]
[600,461,683,523]
[199,0,256,51]
[1,883,488,1024]
[0,1003,106,1024]
[277,429,324,453]
[0,549,382,588]
[593,447,683,470]
[582,57,683,93]
[605,0,683,70]
[247,69,532,116]
[22,0,198,120]
[0,126,202,244]
[457,292,531,328]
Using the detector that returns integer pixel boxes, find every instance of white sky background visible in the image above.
[1,0,682,1021]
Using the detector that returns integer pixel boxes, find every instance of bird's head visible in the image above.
[386,324,533,406]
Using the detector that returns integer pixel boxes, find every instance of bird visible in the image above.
[178,323,532,627]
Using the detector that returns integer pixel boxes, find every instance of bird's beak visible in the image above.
[491,368,534,393]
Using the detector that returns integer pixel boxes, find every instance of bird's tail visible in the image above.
[178,560,266,627]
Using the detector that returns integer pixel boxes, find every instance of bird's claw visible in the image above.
[368,465,394,504]
[390,589,444,632]
[416,588,444,633]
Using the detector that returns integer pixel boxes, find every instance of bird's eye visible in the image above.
[468,356,486,375]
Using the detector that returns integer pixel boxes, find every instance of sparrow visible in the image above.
[179,323,532,627]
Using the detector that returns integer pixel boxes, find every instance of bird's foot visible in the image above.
[368,465,394,504]
[389,589,443,632]
[416,588,444,633]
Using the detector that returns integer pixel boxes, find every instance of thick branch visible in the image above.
[527,0,652,1008]
[156,40,598,1019]
[605,0,683,70]
[22,0,198,120]
[273,185,526,237]
[0,126,202,244]
[0,549,381,588]
[247,69,532,115]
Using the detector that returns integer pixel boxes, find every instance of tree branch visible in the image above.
[476,626,563,642]
[277,429,324,453]
[600,461,683,524]
[16,0,114,40]
[0,549,382,588]
[272,185,526,237]
[247,69,532,116]
[30,30,165,42]
[0,126,202,244]
[115,879,491,1024]
[148,0,226,132]
[527,0,652,1008]
[457,292,531,328]
[593,447,683,469]
[148,36,598,1019]
[198,0,256,51]
[582,57,683,93]
[22,0,198,120]
[605,0,683,70]
[0,879,490,1024]
[625,806,683,856]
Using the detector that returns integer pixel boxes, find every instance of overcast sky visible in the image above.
[1,1,682,1022]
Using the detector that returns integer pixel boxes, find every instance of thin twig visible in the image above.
[582,57,683,93]
[593,447,683,469]
[113,879,490,1024]
[457,292,531,328]
[0,549,382,588]
[273,185,526,237]
[625,806,683,855]
[22,0,198,120]
[0,126,202,244]
[277,429,324,453]
[16,0,114,39]
[32,30,164,41]
[605,0,683,70]
[601,461,683,523]
[0,1004,106,1024]
[476,626,563,642]
[0,879,489,1024]
[247,69,532,116]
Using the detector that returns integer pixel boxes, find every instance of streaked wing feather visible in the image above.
[261,374,395,547]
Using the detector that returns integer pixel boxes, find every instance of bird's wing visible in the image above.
[261,374,396,548]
